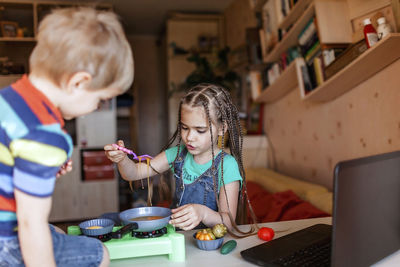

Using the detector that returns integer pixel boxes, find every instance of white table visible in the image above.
[110,217,331,267]
[110,216,400,267]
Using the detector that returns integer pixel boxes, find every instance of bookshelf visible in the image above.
[257,0,369,104]
[256,34,400,104]
[0,1,111,41]
[263,2,315,63]
[255,57,299,103]
[303,33,400,102]
[278,0,313,33]
[0,1,112,78]
[263,0,352,64]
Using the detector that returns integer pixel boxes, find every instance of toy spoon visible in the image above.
[112,144,153,161]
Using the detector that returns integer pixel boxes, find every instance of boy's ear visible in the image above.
[66,72,92,92]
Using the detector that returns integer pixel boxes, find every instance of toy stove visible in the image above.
[68,224,185,261]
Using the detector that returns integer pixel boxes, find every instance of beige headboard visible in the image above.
[263,59,400,190]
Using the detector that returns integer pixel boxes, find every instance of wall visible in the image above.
[224,0,258,50]
[264,59,400,190]
[127,35,168,156]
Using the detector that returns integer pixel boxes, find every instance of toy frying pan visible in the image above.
[119,206,172,232]
[79,218,138,242]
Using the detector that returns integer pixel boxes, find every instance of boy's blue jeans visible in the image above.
[0,225,103,267]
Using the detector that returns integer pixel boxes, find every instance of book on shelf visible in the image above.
[306,60,317,89]
[281,0,289,16]
[298,17,316,46]
[313,55,325,86]
[274,0,284,26]
[304,46,323,90]
[262,0,280,54]
[287,46,302,63]
[304,40,321,62]
[267,62,281,86]
[261,67,270,88]
[300,32,319,55]
[280,46,302,70]
[281,0,298,17]
[249,70,263,100]
[280,52,288,69]
[295,57,314,97]
[259,28,268,59]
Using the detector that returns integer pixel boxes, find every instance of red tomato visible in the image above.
[257,227,275,241]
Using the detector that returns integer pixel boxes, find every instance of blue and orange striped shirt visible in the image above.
[0,75,73,238]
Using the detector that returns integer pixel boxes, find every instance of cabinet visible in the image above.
[0,1,35,41]
[255,0,399,103]
[0,1,111,75]
[0,0,111,40]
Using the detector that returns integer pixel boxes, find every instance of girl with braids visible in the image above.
[105,83,257,235]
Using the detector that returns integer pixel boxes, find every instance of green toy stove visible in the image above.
[68,224,185,262]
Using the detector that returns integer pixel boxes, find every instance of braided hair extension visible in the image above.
[209,87,259,237]
[165,83,259,237]
[217,88,258,230]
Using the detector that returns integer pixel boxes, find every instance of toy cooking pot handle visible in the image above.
[97,223,138,242]
[111,223,138,239]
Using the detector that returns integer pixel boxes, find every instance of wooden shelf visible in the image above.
[255,58,300,103]
[0,37,35,42]
[263,3,315,63]
[278,0,312,31]
[303,33,400,102]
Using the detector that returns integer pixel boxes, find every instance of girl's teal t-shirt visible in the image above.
[165,146,242,189]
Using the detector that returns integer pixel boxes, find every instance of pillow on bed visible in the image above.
[245,168,329,202]
[303,191,333,215]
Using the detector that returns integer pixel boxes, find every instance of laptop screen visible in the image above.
[332,151,400,267]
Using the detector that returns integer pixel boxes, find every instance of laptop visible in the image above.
[241,150,400,266]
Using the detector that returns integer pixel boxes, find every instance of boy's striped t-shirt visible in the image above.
[0,75,73,238]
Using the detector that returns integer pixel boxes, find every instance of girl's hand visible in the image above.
[56,159,72,178]
[169,204,205,230]
[104,140,127,163]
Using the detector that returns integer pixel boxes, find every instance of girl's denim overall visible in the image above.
[172,148,222,212]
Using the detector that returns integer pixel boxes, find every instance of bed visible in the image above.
[245,168,332,223]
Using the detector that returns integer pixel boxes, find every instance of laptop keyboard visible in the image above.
[272,238,331,266]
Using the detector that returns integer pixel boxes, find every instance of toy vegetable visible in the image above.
[212,223,227,238]
[195,229,216,240]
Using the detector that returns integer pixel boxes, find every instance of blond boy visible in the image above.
[0,7,133,267]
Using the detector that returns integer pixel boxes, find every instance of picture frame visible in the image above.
[0,21,18,38]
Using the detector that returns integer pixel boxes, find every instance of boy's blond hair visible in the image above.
[30,6,133,92]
